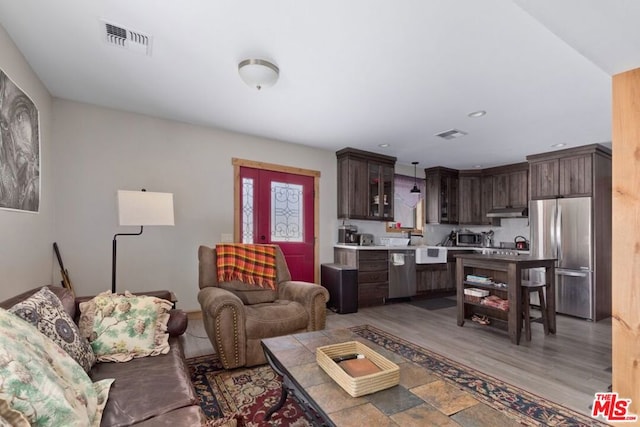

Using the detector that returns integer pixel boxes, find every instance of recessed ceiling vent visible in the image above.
[102,20,152,56]
[435,129,468,140]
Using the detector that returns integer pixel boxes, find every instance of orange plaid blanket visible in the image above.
[215,244,278,290]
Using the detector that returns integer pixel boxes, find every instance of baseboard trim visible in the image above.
[187,310,203,320]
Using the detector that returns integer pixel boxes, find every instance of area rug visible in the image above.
[188,325,607,426]
[351,324,607,426]
[407,296,457,310]
[188,354,310,426]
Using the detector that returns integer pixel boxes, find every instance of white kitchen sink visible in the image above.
[415,246,447,264]
[379,237,410,246]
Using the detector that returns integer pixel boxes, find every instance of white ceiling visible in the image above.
[0,1,636,170]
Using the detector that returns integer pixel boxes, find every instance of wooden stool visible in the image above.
[521,282,550,341]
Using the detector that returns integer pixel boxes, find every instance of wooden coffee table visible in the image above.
[261,328,453,426]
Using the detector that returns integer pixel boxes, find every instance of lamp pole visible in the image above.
[111,226,144,294]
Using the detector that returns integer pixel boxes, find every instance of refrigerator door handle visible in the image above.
[549,202,557,252]
[557,269,588,277]
[556,203,562,263]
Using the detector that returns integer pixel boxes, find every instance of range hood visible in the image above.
[486,207,528,218]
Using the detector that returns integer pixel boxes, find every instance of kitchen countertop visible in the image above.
[453,252,550,263]
[333,244,530,255]
[334,244,417,250]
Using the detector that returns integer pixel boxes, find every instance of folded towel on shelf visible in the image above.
[481,295,509,311]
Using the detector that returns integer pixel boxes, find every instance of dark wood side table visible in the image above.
[455,253,556,345]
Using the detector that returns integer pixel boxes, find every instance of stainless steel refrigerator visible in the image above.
[529,197,594,320]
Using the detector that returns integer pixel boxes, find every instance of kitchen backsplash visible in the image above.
[423,218,530,246]
[341,218,530,247]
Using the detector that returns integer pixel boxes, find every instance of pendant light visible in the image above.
[410,161,421,193]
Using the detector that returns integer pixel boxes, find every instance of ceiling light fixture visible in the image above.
[467,110,486,118]
[378,143,390,148]
[238,59,279,90]
[410,161,421,193]
[551,143,567,148]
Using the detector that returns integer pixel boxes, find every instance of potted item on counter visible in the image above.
[514,236,530,250]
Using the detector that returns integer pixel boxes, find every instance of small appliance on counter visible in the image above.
[354,233,374,246]
[481,230,495,248]
[455,231,483,247]
[514,236,530,250]
[438,231,456,247]
[338,225,358,244]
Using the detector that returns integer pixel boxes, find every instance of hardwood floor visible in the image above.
[181,298,611,418]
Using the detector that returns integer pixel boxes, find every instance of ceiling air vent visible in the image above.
[435,129,468,140]
[102,20,152,56]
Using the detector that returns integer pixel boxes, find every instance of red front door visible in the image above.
[240,167,315,282]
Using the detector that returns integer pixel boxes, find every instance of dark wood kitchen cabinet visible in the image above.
[337,148,396,221]
[480,174,494,223]
[416,263,450,293]
[425,167,458,224]
[334,248,389,307]
[528,144,610,200]
[486,162,528,209]
[458,171,493,225]
[458,172,481,225]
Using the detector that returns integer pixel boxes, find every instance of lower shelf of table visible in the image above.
[460,303,509,331]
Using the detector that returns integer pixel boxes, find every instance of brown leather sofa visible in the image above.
[0,286,206,427]
[198,245,329,369]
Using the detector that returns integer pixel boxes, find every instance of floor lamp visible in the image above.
[112,189,175,293]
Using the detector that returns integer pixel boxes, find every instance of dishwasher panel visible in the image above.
[388,250,416,298]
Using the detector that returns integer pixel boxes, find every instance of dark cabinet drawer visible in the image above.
[358,270,388,283]
[357,260,388,273]
[358,250,388,261]
[358,281,389,307]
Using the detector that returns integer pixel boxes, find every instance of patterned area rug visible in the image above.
[351,325,607,426]
[188,354,310,426]
[188,325,607,426]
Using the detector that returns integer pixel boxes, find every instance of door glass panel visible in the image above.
[270,181,303,242]
[242,177,254,244]
[369,164,380,217]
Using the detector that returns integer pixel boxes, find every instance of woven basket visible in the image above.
[316,341,399,397]
[465,295,484,304]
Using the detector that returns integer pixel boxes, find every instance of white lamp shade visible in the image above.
[238,59,279,90]
[117,190,174,226]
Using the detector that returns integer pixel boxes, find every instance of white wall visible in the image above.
[423,218,530,247]
[51,99,338,310]
[0,25,54,300]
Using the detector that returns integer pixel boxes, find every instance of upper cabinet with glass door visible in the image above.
[368,162,394,219]
[337,147,396,221]
[425,166,459,224]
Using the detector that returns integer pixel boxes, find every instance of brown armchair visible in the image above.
[197,245,329,369]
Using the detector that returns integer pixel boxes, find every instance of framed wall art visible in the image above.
[0,68,40,213]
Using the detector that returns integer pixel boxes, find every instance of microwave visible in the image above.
[455,232,482,247]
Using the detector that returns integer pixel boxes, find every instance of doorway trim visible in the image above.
[232,158,321,283]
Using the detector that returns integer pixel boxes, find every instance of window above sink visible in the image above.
[386,174,425,235]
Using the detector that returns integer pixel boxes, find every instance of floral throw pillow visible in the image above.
[9,286,96,372]
[0,308,113,427]
[0,399,30,427]
[78,291,172,362]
